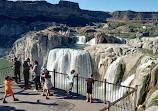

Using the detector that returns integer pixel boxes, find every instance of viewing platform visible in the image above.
[0,67,137,111]
[0,82,106,111]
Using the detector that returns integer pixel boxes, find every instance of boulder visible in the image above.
[95,32,123,44]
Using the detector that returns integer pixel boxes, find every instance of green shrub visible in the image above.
[96,24,104,28]
[130,34,137,39]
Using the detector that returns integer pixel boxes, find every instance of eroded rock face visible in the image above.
[85,44,140,79]
[145,106,158,111]
[8,32,71,67]
[127,37,158,54]
[95,32,123,44]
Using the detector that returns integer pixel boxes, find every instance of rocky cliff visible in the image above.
[8,29,74,67]
[127,37,158,54]
[111,10,158,21]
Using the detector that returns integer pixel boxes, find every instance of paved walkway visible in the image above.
[0,82,106,111]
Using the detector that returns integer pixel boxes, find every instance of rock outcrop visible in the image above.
[127,37,158,54]
[95,32,123,44]
[85,44,140,79]
[9,31,72,67]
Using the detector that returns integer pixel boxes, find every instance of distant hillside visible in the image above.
[0,1,111,26]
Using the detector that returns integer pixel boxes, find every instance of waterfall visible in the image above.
[121,74,135,86]
[76,35,86,44]
[104,57,123,83]
[103,56,135,102]
[86,38,95,46]
[47,48,92,77]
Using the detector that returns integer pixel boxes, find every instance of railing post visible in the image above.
[104,79,106,104]
[76,74,78,96]
[53,69,55,88]
[134,85,138,111]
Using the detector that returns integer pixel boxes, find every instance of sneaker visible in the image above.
[34,89,38,92]
[3,100,7,103]
[86,100,88,102]
[14,98,19,101]
[90,101,92,103]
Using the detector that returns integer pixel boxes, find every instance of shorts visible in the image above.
[68,82,73,92]
[87,87,92,94]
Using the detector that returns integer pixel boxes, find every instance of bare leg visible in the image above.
[43,89,46,95]
[12,94,15,99]
[46,89,49,99]
[90,94,92,102]
[48,89,50,95]
[3,94,7,101]
[86,93,89,101]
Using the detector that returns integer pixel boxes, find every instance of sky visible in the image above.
[46,0,158,12]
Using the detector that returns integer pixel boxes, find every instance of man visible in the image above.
[31,60,41,92]
[22,58,31,89]
[86,74,94,103]
[12,57,21,83]
[66,70,75,97]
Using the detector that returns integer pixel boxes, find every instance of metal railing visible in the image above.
[50,69,137,111]
[0,66,14,84]
[100,81,138,111]
[0,67,137,111]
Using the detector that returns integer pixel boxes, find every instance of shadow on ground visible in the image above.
[54,89,103,103]
[0,105,25,111]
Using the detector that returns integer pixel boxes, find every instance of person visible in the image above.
[30,60,41,92]
[3,76,19,103]
[22,58,31,89]
[66,70,75,97]
[86,74,94,103]
[41,70,53,99]
[41,68,47,87]
[12,57,21,83]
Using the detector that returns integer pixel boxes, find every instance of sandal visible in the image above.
[46,97,49,99]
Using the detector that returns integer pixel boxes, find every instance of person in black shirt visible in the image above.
[12,57,21,83]
[86,74,94,103]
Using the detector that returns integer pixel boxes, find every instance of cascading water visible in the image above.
[76,35,86,44]
[47,48,92,78]
[86,38,95,46]
[102,56,135,102]
[104,57,123,83]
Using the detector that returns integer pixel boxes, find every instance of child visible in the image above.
[86,74,94,103]
[41,68,47,87]
[66,70,76,97]
[3,76,19,103]
[41,70,53,99]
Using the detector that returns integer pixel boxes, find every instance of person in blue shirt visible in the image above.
[30,60,41,92]
[22,58,31,89]
[66,70,75,96]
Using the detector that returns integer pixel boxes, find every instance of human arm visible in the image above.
[31,65,36,72]
[23,62,30,70]
[41,73,45,77]
[92,78,95,85]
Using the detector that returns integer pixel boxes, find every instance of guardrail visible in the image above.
[0,67,137,111]
[0,66,14,84]
[50,69,137,111]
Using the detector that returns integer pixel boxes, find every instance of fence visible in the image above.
[50,69,138,111]
[0,66,14,84]
[0,67,137,111]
